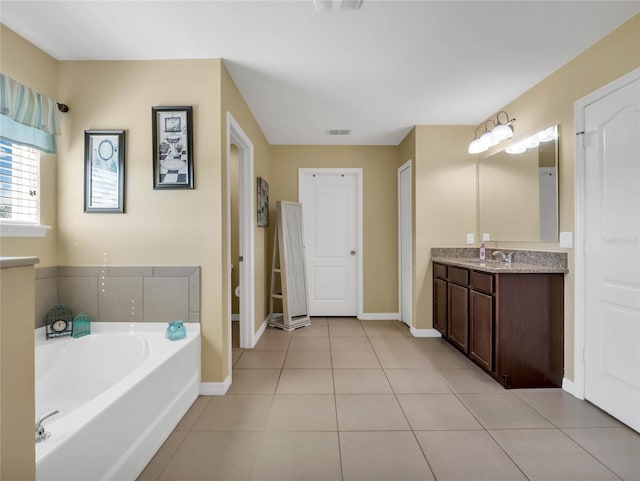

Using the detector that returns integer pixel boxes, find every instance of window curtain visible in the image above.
[0,73,59,154]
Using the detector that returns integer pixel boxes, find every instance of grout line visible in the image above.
[556,428,625,480]
[484,429,533,481]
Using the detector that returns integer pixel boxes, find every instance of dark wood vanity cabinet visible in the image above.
[433,277,448,335]
[469,289,493,371]
[447,282,469,352]
[433,261,563,389]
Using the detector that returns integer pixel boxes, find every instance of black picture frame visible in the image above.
[152,106,194,189]
[84,130,125,213]
[257,177,269,227]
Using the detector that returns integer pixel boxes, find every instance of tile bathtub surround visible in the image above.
[431,247,568,271]
[34,265,200,328]
[138,317,640,481]
[35,266,59,328]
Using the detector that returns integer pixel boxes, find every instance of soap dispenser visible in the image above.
[479,243,486,261]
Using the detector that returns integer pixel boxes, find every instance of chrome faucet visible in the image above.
[492,251,514,263]
[35,409,59,443]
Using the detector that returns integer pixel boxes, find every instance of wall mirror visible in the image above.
[478,125,559,242]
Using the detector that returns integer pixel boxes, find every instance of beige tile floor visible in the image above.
[138,317,640,481]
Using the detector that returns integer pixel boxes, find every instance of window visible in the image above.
[0,140,50,237]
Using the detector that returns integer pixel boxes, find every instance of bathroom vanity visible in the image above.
[432,248,566,389]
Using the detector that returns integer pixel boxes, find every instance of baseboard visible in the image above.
[358,312,400,321]
[410,327,442,338]
[200,375,231,395]
[562,377,577,397]
[252,315,269,347]
[231,314,239,321]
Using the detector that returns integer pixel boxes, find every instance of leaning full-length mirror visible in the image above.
[478,125,559,242]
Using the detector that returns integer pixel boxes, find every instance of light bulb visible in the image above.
[480,130,499,148]
[491,123,514,141]
[468,138,488,154]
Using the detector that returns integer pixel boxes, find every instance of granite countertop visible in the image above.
[0,256,40,268]
[431,247,568,274]
[432,257,567,274]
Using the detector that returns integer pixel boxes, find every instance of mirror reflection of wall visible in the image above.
[478,126,558,242]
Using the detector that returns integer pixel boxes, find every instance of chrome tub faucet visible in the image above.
[35,409,58,443]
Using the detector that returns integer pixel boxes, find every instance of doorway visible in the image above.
[574,68,640,432]
[298,168,363,317]
[226,113,255,358]
[398,160,412,326]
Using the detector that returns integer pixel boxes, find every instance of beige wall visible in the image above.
[0,25,58,266]
[1,263,36,481]
[270,145,399,314]
[409,126,477,330]
[56,59,225,382]
[220,62,272,366]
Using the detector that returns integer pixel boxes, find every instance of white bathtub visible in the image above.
[34,322,200,481]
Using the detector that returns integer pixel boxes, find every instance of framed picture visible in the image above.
[84,130,125,213]
[152,106,194,189]
[257,176,269,227]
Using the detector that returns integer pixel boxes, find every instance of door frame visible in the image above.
[298,168,364,318]
[398,160,412,326]
[226,112,255,357]
[573,67,640,399]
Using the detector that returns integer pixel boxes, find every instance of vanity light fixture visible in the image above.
[468,111,516,154]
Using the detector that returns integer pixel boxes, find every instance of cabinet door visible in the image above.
[433,278,447,335]
[469,290,493,372]
[447,283,468,352]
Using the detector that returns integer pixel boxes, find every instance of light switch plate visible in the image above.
[482,233,490,242]
[466,233,474,244]
[559,231,573,248]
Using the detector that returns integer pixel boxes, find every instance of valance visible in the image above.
[0,73,59,153]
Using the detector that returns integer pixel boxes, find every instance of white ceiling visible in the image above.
[2,1,638,145]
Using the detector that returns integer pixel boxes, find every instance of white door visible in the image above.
[398,161,412,326]
[299,169,361,316]
[583,76,640,431]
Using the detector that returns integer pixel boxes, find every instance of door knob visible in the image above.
[350,251,357,255]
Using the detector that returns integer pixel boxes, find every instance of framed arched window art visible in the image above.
[152,106,194,189]
[84,130,125,213]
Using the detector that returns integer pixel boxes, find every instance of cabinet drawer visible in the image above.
[448,266,469,286]
[433,263,448,279]
[470,271,494,294]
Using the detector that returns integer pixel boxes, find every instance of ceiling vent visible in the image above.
[314,0,363,11]
[326,129,352,136]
